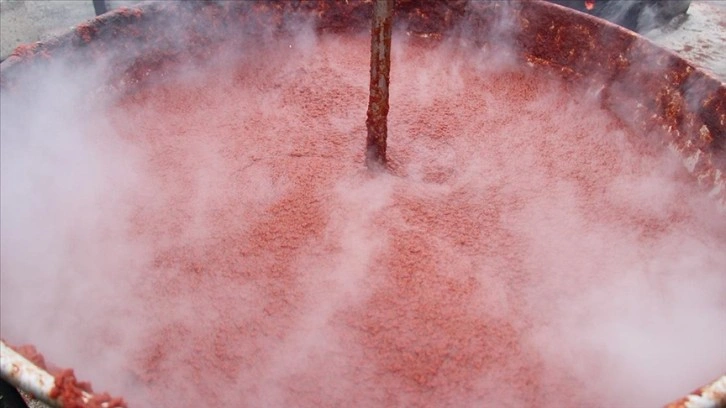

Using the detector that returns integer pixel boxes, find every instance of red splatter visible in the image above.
[6,343,47,370]
[10,43,40,59]
[49,370,127,408]
[76,23,98,44]
[116,7,143,19]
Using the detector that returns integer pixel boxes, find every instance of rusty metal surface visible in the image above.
[1,1,722,182]
[0,340,60,407]
[0,0,724,404]
[665,375,726,408]
[0,341,122,408]
[512,1,726,208]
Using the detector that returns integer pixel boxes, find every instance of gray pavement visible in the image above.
[1,0,95,58]
[0,0,139,60]
[642,0,726,81]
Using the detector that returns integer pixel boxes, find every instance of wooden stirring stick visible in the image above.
[365,0,394,170]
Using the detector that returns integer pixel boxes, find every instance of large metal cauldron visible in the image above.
[0,1,723,407]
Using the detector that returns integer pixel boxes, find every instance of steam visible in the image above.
[513,166,726,405]
[1,2,724,408]
[0,55,148,388]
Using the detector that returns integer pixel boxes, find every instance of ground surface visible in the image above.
[0,1,140,57]
[641,0,726,81]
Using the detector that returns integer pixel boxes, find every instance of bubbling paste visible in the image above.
[10,31,725,407]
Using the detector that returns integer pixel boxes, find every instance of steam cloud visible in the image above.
[1,2,724,407]
[0,55,149,389]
